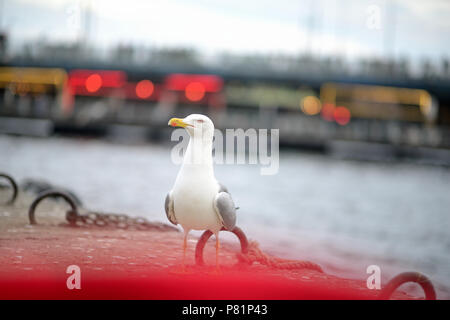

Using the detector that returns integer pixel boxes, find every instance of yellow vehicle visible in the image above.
[320,82,438,124]
[0,67,71,116]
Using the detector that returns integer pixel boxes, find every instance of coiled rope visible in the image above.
[236,240,323,273]
[196,227,323,273]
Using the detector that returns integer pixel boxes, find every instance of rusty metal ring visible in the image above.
[0,173,19,205]
[28,190,79,225]
[195,226,249,266]
[378,272,436,300]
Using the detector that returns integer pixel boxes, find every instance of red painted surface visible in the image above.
[0,226,413,300]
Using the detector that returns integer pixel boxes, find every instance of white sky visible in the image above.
[2,0,450,61]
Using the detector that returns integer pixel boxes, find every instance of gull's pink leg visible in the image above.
[215,233,221,273]
[182,231,188,271]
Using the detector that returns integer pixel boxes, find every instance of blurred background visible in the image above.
[0,0,449,298]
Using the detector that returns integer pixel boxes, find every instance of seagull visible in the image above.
[165,114,237,271]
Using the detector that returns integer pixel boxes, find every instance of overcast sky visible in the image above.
[2,0,449,62]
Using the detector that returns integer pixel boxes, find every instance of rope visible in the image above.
[236,240,323,273]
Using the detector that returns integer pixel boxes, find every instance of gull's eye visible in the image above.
[196,119,205,124]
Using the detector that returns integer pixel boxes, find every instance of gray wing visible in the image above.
[213,192,237,231]
[164,192,177,225]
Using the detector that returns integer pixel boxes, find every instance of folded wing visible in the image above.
[164,191,177,225]
[213,190,237,231]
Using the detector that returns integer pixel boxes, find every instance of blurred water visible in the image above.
[1,135,449,298]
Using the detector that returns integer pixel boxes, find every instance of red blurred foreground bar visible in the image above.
[0,270,368,300]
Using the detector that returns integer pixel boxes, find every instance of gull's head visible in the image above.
[168,114,214,140]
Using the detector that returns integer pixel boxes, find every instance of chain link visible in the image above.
[67,209,178,232]
[28,190,178,232]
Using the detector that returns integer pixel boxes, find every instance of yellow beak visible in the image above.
[168,118,191,128]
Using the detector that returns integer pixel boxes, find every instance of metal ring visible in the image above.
[0,173,19,205]
[378,272,436,300]
[195,226,249,266]
[28,190,79,225]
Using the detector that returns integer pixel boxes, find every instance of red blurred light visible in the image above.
[185,82,205,101]
[333,106,351,125]
[85,74,102,92]
[68,70,127,96]
[135,80,154,99]
[165,74,223,93]
[321,103,335,121]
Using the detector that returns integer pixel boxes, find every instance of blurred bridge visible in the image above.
[1,59,450,164]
